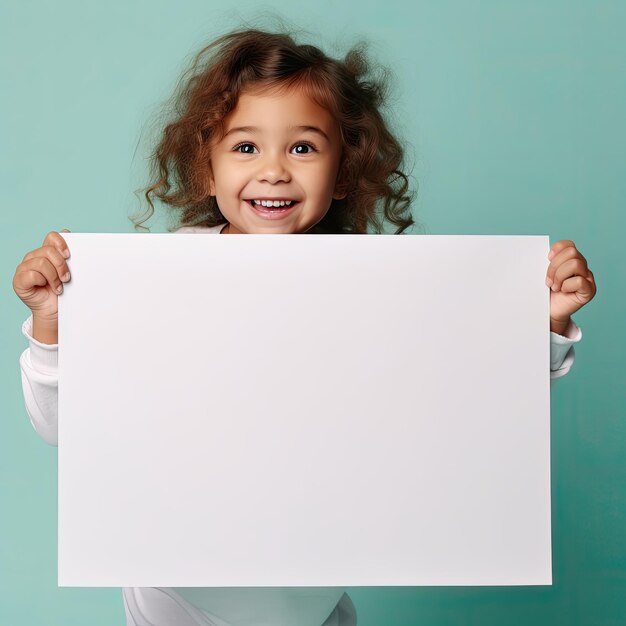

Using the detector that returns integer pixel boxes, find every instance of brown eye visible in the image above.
[234,143,256,154]
[292,142,317,154]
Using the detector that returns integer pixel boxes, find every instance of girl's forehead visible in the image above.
[229,87,335,125]
[233,89,328,114]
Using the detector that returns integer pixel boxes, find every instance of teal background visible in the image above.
[1,1,624,624]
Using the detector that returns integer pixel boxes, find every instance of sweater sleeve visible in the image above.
[19,315,59,446]
[549,318,582,383]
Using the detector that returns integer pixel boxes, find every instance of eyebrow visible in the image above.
[222,125,330,142]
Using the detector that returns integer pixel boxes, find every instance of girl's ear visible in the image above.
[333,181,347,200]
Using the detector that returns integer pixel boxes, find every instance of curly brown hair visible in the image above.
[132,26,419,235]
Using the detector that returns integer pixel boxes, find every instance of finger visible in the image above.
[42,230,71,259]
[19,257,65,294]
[546,245,587,284]
[12,265,48,297]
[560,274,595,297]
[552,258,589,291]
[548,239,576,261]
[22,246,71,283]
[586,269,597,296]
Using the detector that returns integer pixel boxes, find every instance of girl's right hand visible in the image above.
[12,230,72,323]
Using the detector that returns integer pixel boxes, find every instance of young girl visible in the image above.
[12,27,596,626]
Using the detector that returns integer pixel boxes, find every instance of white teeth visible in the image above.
[252,199,294,207]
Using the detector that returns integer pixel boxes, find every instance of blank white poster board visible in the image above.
[58,233,551,587]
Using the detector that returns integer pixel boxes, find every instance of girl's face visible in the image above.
[208,86,345,234]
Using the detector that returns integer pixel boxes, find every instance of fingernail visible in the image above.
[62,249,70,258]
[546,278,553,287]
[548,250,555,260]
[56,284,63,294]
[551,284,559,292]
[61,272,70,282]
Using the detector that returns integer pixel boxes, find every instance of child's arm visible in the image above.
[13,229,70,447]
[19,315,59,446]
[550,317,582,382]
[545,239,595,385]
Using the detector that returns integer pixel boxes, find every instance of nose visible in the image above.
[256,150,291,184]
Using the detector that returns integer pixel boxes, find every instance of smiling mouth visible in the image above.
[245,200,300,209]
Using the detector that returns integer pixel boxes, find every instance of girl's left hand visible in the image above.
[546,239,597,334]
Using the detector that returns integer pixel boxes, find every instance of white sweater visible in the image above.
[18,224,583,626]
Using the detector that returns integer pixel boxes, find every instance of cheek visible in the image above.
[214,170,245,195]
[305,165,336,195]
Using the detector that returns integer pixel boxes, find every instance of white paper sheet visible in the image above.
[58,233,551,586]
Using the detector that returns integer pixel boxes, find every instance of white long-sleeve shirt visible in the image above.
[18,224,583,626]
